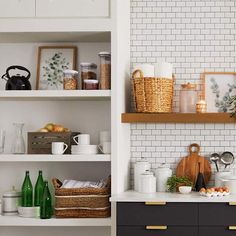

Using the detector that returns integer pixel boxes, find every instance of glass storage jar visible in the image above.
[63,70,78,90]
[84,80,99,90]
[98,52,111,90]
[180,83,197,113]
[80,63,97,89]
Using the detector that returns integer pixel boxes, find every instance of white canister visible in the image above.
[215,171,231,187]
[2,187,21,216]
[221,176,236,194]
[155,166,172,192]
[133,64,155,77]
[134,160,151,191]
[139,171,156,193]
[155,62,173,79]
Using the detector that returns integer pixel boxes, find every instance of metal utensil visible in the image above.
[220,152,234,169]
[210,153,220,172]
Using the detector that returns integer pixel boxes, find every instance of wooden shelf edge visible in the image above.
[121,113,236,123]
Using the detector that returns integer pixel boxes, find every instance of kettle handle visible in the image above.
[5,65,31,80]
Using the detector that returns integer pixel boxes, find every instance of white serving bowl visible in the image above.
[18,206,40,218]
[179,186,192,194]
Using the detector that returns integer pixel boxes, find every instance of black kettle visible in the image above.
[1,65,32,90]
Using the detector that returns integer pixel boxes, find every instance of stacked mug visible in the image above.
[72,134,98,154]
[98,131,111,154]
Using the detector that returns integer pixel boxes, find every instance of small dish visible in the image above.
[179,186,192,194]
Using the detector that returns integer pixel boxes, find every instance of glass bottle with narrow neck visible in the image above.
[40,181,52,219]
[34,170,44,206]
[21,171,33,207]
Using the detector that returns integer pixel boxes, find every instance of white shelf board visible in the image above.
[0,154,111,162]
[0,216,111,227]
[0,90,111,101]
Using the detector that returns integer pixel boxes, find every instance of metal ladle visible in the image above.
[210,153,220,172]
[220,152,235,169]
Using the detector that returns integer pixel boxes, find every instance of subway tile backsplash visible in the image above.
[130,0,236,187]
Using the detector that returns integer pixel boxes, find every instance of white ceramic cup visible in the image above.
[51,142,68,155]
[73,134,90,145]
[99,131,111,143]
[98,142,111,154]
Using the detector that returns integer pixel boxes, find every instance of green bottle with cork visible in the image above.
[21,170,33,207]
[34,170,44,206]
[40,181,52,219]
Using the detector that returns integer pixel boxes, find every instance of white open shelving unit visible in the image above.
[0,1,130,236]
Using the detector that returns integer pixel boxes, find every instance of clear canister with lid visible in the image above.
[63,70,79,90]
[99,52,111,90]
[80,63,97,89]
[84,80,99,90]
[180,83,198,113]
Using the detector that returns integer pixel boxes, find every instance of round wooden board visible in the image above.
[176,144,212,185]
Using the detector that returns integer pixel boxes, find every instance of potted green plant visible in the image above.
[167,175,193,192]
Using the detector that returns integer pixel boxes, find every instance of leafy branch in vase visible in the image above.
[42,52,69,89]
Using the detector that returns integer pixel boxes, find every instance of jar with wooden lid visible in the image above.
[80,63,97,89]
[98,52,111,90]
[63,70,78,90]
[180,83,197,113]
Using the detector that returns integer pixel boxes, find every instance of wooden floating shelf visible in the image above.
[0,154,111,162]
[0,216,111,227]
[0,90,111,101]
[121,113,236,123]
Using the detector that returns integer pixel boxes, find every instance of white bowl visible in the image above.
[179,186,192,194]
[18,206,40,218]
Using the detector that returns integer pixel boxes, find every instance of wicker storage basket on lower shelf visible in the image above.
[52,178,111,218]
[132,69,175,113]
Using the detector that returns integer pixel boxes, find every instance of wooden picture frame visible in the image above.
[201,72,236,113]
[36,46,77,90]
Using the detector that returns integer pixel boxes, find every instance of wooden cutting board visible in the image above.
[176,143,212,185]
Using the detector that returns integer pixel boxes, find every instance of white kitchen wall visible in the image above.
[130,0,236,186]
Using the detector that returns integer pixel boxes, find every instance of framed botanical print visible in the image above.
[201,72,236,112]
[36,46,77,90]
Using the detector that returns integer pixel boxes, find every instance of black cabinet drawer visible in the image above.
[199,226,236,236]
[118,226,198,236]
[199,203,236,226]
[117,202,198,226]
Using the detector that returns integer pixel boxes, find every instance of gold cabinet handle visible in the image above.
[146,226,167,230]
[145,202,166,205]
[229,226,236,230]
[229,202,236,206]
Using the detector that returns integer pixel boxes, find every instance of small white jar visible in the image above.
[138,170,156,193]
[134,160,151,191]
[155,166,172,192]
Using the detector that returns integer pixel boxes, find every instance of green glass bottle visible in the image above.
[34,170,44,206]
[21,170,33,207]
[40,181,52,219]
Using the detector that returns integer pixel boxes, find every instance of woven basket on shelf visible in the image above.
[132,69,175,113]
[52,177,111,218]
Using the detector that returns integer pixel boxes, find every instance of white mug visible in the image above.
[99,131,111,143]
[98,142,111,154]
[73,134,90,145]
[52,142,68,155]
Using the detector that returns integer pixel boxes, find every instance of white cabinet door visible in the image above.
[0,0,35,17]
[36,0,110,18]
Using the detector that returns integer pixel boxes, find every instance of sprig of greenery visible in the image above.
[166,175,193,192]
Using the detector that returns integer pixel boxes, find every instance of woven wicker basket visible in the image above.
[52,177,111,218]
[132,69,175,113]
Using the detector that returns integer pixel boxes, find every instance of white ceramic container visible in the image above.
[221,175,236,194]
[155,166,172,192]
[138,171,156,193]
[134,160,151,192]
[215,171,231,187]
[179,186,192,194]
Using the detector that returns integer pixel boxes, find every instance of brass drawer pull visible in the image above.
[145,202,166,205]
[229,226,236,230]
[229,202,236,206]
[146,226,167,230]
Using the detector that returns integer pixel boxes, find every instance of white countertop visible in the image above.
[110,191,236,203]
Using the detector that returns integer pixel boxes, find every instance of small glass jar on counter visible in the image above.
[84,80,99,90]
[63,70,79,90]
[80,63,97,89]
[180,83,198,113]
[99,52,111,90]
